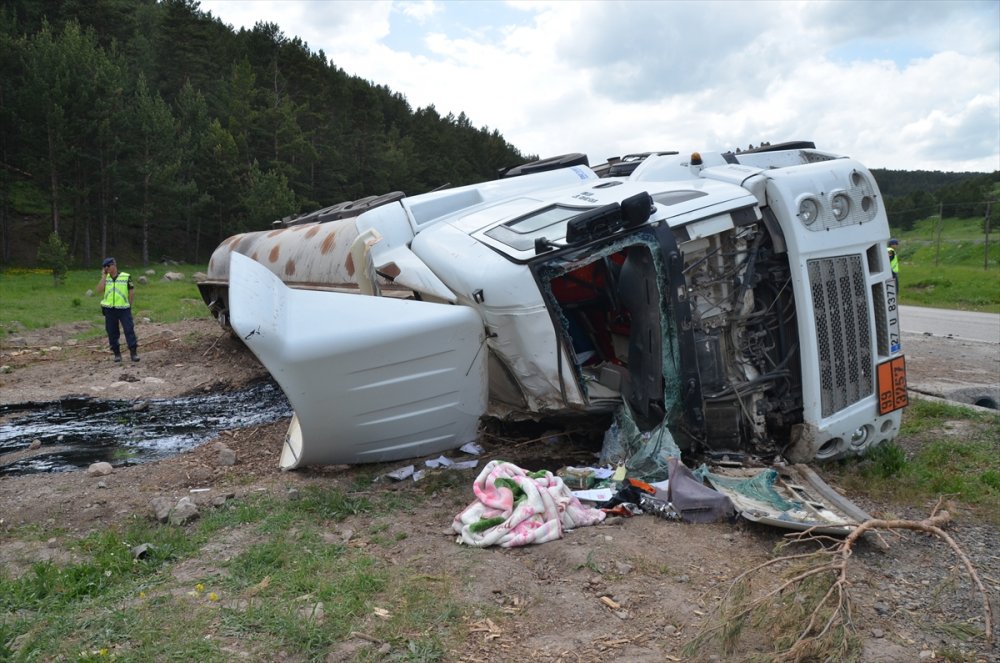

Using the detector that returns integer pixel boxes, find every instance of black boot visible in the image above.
[113,349,122,363]
[130,348,140,362]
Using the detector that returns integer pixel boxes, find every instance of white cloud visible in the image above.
[397,1,440,22]
[200,0,999,172]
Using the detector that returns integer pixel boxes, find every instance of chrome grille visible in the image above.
[808,256,873,416]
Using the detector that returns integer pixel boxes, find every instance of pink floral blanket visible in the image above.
[452,460,606,547]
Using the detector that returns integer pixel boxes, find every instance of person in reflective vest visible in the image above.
[96,257,139,362]
[887,238,900,287]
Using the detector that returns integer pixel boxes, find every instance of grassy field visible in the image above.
[0,485,463,661]
[890,214,999,312]
[829,398,1000,525]
[0,265,211,338]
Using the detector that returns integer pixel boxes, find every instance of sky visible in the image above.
[199,0,1000,173]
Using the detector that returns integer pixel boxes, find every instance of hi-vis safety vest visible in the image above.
[888,248,899,275]
[101,272,132,308]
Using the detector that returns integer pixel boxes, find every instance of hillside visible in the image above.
[0,0,533,268]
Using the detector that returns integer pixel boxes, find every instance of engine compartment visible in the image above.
[533,212,803,460]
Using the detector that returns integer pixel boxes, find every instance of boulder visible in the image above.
[151,496,174,523]
[87,462,114,477]
[168,496,200,525]
[215,443,237,467]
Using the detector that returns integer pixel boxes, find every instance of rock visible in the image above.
[874,601,891,616]
[137,276,148,285]
[96,481,107,489]
[675,574,690,583]
[918,650,935,660]
[29,439,41,450]
[132,401,149,412]
[161,272,184,282]
[298,601,325,623]
[185,466,213,483]
[615,562,633,575]
[872,628,885,638]
[287,487,301,501]
[85,289,94,297]
[169,496,200,525]
[216,445,237,467]
[211,494,233,507]
[192,271,208,281]
[145,269,156,275]
[87,462,114,477]
[663,624,677,635]
[9,633,30,654]
[151,497,174,523]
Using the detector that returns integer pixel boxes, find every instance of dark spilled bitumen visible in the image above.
[0,380,291,476]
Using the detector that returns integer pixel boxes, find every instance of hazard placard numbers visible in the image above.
[877,356,909,415]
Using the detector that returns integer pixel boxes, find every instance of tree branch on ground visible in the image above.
[684,506,994,662]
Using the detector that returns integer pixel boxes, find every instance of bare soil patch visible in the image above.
[1,320,997,662]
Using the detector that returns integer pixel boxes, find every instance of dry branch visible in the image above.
[685,508,994,662]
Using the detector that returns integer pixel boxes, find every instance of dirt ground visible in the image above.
[1,318,998,662]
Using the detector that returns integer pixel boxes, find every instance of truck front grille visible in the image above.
[808,256,874,417]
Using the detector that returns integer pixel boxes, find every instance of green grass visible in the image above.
[900,264,1000,312]
[0,486,466,662]
[830,400,1000,522]
[0,265,211,338]
[891,214,1000,312]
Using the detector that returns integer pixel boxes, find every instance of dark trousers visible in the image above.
[103,307,137,353]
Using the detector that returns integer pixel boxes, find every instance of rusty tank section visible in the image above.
[197,192,407,327]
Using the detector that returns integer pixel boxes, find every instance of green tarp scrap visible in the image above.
[693,465,800,512]
[599,401,681,483]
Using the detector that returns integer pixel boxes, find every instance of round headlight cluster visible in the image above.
[831,192,851,221]
[798,198,819,226]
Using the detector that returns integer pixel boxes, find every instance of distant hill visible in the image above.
[0,0,534,267]
[871,169,991,197]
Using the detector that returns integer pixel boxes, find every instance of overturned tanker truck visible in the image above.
[198,141,908,470]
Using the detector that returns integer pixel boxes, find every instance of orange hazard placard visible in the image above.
[877,356,909,415]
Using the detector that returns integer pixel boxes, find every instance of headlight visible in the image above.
[831,193,851,221]
[850,425,871,448]
[798,198,819,226]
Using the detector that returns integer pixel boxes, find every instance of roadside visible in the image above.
[1,318,997,662]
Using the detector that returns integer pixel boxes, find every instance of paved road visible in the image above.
[899,305,1000,344]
